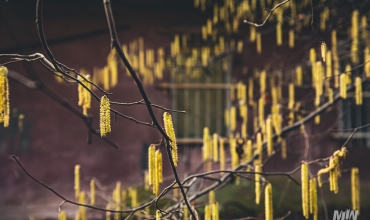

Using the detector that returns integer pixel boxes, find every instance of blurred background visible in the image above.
[0,0,369,219]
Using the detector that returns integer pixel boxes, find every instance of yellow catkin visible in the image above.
[148,145,156,186]
[100,95,111,137]
[74,165,80,201]
[129,187,138,208]
[266,117,273,156]
[310,178,318,220]
[78,191,86,220]
[255,165,262,204]
[213,3,218,24]
[256,32,262,54]
[204,204,210,220]
[203,127,210,161]
[260,70,266,94]
[154,150,162,195]
[0,66,10,127]
[212,202,219,220]
[90,179,95,205]
[289,29,295,48]
[156,210,161,220]
[288,83,295,109]
[183,206,189,220]
[209,190,215,204]
[340,74,347,99]
[301,161,309,219]
[321,42,327,62]
[219,138,225,170]
[250,26,256,42]
[230,134,238,169]
[113,182,121,220]
[230,106,236,131]
[108,49,118,87]
[265,183,273,220]
[355,76,362,105]
[351,168,360,214]
[276,24,282,46]
[163,112,178,167]
[58,211,67,220]
[296,66,302,86]
[351,10,359,64]
[255,133,263,165]
[213,133,219,162]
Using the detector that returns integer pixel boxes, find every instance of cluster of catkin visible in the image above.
[317,147,348,193]
[0,66,10,128]
[301,162,318,220]
[77,74,91,116]
[100,95,111,137]
[72,165,96,220]
[204,190,219,220]
[148,145,163,196]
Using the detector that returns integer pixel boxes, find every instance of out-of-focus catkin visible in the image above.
[255,165,262,204]
[74,165,80,201]
[90,179,95,205]
[310,178,318,220]
[355,77,362,105]
[301,161,309,219]
[163,112,178,167]
[265,183,273,220]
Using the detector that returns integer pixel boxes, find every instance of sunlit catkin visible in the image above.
[212,202,219,220]
[90,179,95,205]
[0,66,10,127]
[204,204,210,220]
[213,133,219,162]
[301,161,309,219]
[156,210,161,220]
[230,106,237,131]
[100,95,111,137]
[265,183,273,220]
[355,77,362,105]
[255,165,262,204]
[163,112,178,167]
[148,145,155,186]
[74,165,80,201]
[351,168,360,214]
[310,178,318,220]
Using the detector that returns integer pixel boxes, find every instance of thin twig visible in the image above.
[243,0,290,27]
